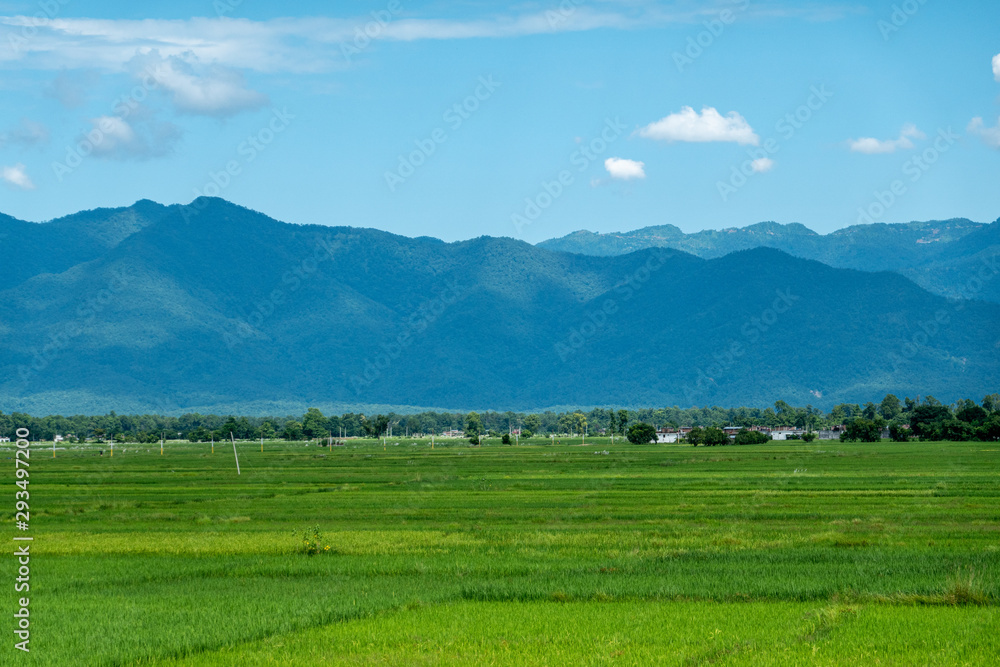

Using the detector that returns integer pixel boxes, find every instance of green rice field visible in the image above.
[3,438,998,665]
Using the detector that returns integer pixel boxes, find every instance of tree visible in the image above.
[686,426,704,446]
[258,421,276,440]
[609,409,629,438]
[956,405,989,426]
[841,418,880,442]
[773,401,796,426]
[910,405,952,440]
[828,405,846,425]
[880,394,902,420]
[405,415,422,436]
[302,408,329,440]
[339,413,362,437]
[236,416,253,439]
[982,394,1000,413]
[975,415,1000,442]
[888,420,910,442]
[363,414,390,438]
[954,398,977,413]
[282,421,303,441]
[940,419,974,441]
[801,406,820,432]
[617,410,629,435]
[523,414,542,435]
[465,412,482,439]
[862,402,878,420]
[222,416,239,438]
[559,412,587,435]
[501,433,511,445]
[702,427,729,446]
[626,423,657,444]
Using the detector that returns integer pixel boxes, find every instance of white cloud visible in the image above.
[377,11,637,41]
[92,116,136,148]
[604,157,645,180]
[0,11,652,73]
[2,163,35,190]
[638,107,759,146]
[994,53,1000,82]
[968,117,1000,149]
[86,112,182,160]
[130,51,269,117]
[0,8,867,74]
[751,157,774,173]
[848,123,925,154]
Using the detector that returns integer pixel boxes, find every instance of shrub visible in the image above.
[702,427,729,447]
[501,433,511,445]
[801,432,817,442]
[973,416,1000,442]
[734,429,770,445]
[626,423,657,444]
[944,567,987,606]
[300,526,332,556]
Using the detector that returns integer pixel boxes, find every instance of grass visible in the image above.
[169,600,998,666]
[2,438,998,664]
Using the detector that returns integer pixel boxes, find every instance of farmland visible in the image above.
[3,437,998,665]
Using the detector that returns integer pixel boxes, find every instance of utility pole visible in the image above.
[230,432,240,475]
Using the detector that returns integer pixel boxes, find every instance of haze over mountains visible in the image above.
[1,199,997,416]
[539,219,1000,305]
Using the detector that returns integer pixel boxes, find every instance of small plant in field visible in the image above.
[799,604,858,643]
[300,526,332,555]
[945,566,987,605]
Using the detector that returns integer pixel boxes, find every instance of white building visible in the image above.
[769,428,805,441]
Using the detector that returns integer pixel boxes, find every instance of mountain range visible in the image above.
[539,219,1000,304]
[1,199,997,415]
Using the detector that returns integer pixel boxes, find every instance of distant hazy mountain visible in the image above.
[1,199,997,415]
[538,219,1000,303]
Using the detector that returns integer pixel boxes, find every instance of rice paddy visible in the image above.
[3,438,997,664]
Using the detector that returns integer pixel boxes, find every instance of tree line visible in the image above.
[1,393,997,443]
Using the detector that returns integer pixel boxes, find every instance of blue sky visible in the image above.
[0,0,997,243]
